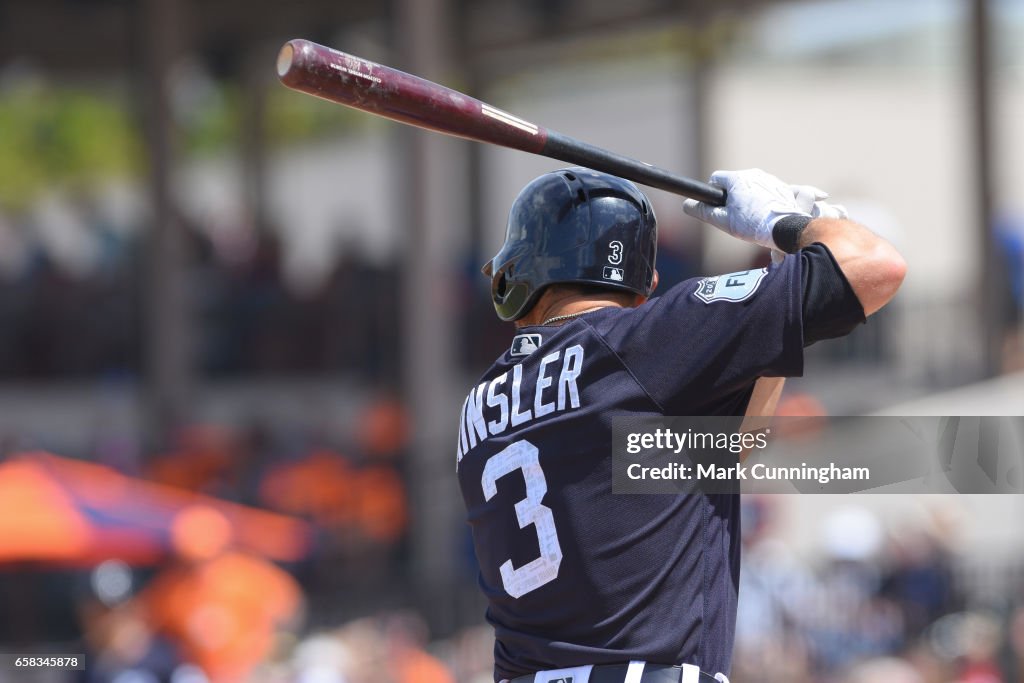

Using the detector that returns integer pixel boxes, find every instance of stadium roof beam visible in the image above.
[0,0,377,77]
[0,0,765,77]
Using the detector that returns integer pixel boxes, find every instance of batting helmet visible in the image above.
[482,167,658,322]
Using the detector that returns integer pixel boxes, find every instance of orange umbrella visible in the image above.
[0,458,106,562]
[0,452,312,566]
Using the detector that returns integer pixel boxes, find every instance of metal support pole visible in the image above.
[242,45,270,236]
[395,0,466,635]
[970,0,1001,377]
[140,0,190,444]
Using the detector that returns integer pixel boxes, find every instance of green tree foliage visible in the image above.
[0,85,142,211]
[0,80,365,212]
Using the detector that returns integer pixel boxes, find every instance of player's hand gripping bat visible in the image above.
[275,39,726,206]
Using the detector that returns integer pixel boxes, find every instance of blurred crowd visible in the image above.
[62,496,1024,683]
[4,453,1024,683]
[732,498,1024,683]
[0,200,403,381]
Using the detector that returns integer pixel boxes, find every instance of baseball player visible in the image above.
[455,167,905,683]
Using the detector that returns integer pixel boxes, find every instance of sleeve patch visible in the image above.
[694,268,769,303]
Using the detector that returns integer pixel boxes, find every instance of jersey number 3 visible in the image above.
[481,440,563,598]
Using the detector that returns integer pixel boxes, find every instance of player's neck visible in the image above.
[516,290,636,328]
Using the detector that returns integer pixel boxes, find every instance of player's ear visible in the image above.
[651,269,659,294]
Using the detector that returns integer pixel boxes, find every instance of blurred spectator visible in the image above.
[260,448,356,529]
[79,599,181,683]
[356,396,410,463]
[146,425,241,498]
[382,613,455,683]
[282,613,456,683]
[844,657,923,683]
[351,465,407,544]
[138,505,303,682]
[881,529,957,636]
[956,612,1004,683]
[289,633,352,683]
[996,212,1024,371]
[773,391,829,440]
[258,448,407,544]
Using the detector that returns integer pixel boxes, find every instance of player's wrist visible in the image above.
[770,214,812,254]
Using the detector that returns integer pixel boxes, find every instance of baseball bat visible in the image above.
[276,39,726,206]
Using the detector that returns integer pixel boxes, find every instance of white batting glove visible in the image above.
[684,169,839,250]
[792,184,850,221]
[791,183,828,213]
[683,169,809,249]
[812,200,848,220]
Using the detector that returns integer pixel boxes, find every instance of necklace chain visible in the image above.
[541,307,605,326]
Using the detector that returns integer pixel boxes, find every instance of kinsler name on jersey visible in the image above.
[456,344,584,467]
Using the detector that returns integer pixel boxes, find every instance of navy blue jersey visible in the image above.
[456,255,805,681]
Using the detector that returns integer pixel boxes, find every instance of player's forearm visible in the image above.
[797,217,907,316]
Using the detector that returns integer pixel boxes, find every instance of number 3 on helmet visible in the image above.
[482,167,659,322]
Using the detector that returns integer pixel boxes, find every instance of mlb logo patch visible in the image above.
[694,267,768,303]
[510,334,542,356]
[603,266,625,282]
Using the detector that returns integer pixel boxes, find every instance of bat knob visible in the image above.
[276,43,296,79]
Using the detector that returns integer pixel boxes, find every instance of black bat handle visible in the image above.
[543,131,726,206]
